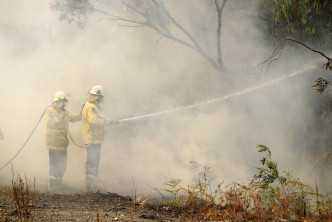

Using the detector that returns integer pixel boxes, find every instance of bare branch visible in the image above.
[92,17,145,28]
[284,38,332,62]
[94,8,147,27]
[157,0,222,73]
[158,1,204,53]
[51,0,229,76]
[257,40,285,74]
[260,38,332,93]
[260,38,332,74]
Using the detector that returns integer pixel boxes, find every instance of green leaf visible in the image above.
[302,15,307,24]
[257,144,268,152]
[164,179,181,188]
[260,157,266,165]
[161,189,175,194]
[165,200,181,207]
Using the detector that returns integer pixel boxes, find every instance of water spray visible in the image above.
[119,64,318,122]
[0,63,319,170]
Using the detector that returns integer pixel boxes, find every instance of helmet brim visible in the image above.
[89,91,106,96]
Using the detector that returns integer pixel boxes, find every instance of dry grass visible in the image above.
[1,146,331,221]
[11,169,37,221]
[158,146,332,221]
[159,177,331,221]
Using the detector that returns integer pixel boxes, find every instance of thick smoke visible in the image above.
[0,0,330,195]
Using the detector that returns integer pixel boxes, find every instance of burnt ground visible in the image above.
[0,187,180,222]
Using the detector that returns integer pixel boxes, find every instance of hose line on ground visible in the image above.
[0,108,48,170]
[0,107,90,170]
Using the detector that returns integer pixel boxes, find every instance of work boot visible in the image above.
[85,175,97,192]
[49,177,63,190]
[49,178,57,188]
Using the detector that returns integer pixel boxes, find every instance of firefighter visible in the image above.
[82,85,119,191]
[45,91,81,188]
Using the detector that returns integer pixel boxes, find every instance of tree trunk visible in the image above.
[215,0,227,74]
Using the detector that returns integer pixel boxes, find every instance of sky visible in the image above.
[0,0,330,195]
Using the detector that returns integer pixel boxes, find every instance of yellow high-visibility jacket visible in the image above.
[82,99,107,145]
[45,106,81,151]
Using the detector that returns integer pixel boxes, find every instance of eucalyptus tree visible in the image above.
[50,0,228,75]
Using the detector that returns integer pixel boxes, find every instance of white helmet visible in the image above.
[53,91,68,102]
[89,85,106,96]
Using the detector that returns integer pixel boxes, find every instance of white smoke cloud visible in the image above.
[0,0,330,194]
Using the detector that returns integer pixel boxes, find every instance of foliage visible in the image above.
[50,0,95,29]
[189,160,214,186]
[161,179,182,207]
[124,0,171,32]
[311,77,331,94]
[254,144,286,190]
[255,0,332,48]
[260,37,332,95]
[157,145,332,221]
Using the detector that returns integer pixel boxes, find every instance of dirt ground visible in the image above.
[0,187,180,222]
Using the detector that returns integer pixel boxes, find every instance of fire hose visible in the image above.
[65,119,95,148]
[0,63,324,171]
[0,106,96,170]
[0,107,48,170]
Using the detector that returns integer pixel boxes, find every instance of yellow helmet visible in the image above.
[89,85,106,96]
[53,91,68,102]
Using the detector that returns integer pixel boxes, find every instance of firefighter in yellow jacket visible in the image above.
[45,91,81,188]
[82,85,119,191]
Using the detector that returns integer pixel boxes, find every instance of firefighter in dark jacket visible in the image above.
[45,91,81,188]
[82,85,119,191]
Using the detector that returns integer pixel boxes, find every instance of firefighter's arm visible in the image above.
[68,111,82,122]
[87,107,105,126]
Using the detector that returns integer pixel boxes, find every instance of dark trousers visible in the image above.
[85,144,101,177]
[49,150,67,179]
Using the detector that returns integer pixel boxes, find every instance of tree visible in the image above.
[259,38,332,190]
[255,0,332,179]
[255,0,332,49]
[254,0,332,105]
[50,0,228,75]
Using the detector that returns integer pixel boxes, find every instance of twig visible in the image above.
[154,187,166,199]
[259,38,332,75]
[94,8,147,27]
[132,177,136,214]
[157,0,220,72]
[284,38,332,61]
[147,184,165,199]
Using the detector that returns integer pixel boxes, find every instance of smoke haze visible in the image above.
[0,0,330,195]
